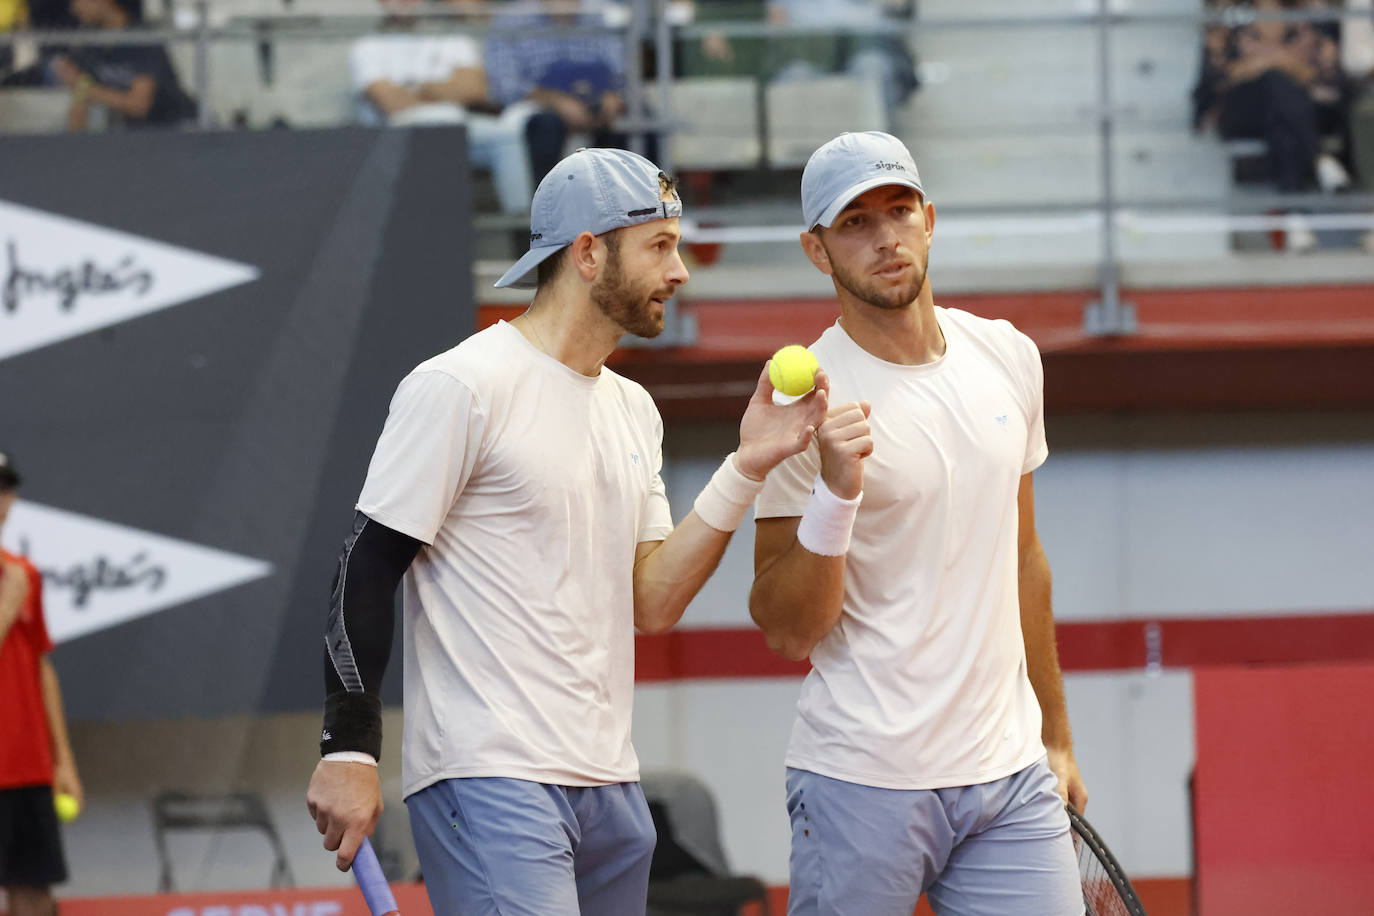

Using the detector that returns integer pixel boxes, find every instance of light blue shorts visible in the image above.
[786,757,1082,916]
[407,777,656,916]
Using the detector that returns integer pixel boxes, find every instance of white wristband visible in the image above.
[796,473,862,557]
[693,453,766,532]
[322,751,378,767]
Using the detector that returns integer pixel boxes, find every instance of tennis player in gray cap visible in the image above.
[750,131,1086,915]
[306,147,827,915]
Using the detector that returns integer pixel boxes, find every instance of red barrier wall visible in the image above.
[1194,662,1374,915]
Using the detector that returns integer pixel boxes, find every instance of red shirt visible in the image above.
[0,550,54,789]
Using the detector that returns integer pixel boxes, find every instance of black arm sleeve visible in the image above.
[319,510,422,757]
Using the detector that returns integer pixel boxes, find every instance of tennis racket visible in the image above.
[352,837,400,916]
[1066,804,1148,916]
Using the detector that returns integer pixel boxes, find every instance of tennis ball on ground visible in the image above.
[54,792,80,823]
[769,345,819,397]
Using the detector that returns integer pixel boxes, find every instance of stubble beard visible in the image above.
[828,243,929,312]
[591,240,667,339]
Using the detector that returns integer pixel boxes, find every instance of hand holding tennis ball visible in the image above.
[54,791,81,823]
[768,345,819,397]
[735,357,829,481]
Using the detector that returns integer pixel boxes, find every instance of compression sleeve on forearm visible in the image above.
[320,510,421,758]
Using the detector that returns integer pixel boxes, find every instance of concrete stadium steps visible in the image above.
[906,23,1200,134]
[910,132,1102,207]
[916,0,1202,18]
[170,38,355,128]
[1109,21,1207,126]
[894,130,1231,264]
[246,40,356,127]
[663,77,764,171]
[908,25,1099,133]
[166,0,382,17]
[764,74,887,167]
[0,87,72,133]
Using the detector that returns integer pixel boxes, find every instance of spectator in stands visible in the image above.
[1192,0,1356,250]
[53,0,196,130]
[351,0,546,214]
[0,451,83,916]
[765,0,918,132]
[1293,0,1359,179]
[484,0,642,185]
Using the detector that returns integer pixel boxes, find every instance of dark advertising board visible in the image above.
[0,126,475,718]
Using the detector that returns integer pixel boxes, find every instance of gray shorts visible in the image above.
[407,777,656,916]
[786,757,1082,916]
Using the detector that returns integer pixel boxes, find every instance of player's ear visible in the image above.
[799,229,832,276]
[923,199,936,244]
[570,231,601,282]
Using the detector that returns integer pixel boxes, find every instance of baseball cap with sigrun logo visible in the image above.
[0,451,20,490]
[801,131,926,230]
[494,147,683,290]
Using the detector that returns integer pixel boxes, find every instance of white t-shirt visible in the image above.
[755,308,1049,790]
[350,33,482,93]
[357,321,674,797]
[349,33,482,125]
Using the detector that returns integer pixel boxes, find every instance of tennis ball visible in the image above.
[54,792,80,823]
[769,345,819,397]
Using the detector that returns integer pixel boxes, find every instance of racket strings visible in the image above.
[1069,807,1149,916]
[1075,830,1133,916]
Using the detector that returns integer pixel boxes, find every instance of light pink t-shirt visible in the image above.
[756,307,1049,790]
[358,321,673,797]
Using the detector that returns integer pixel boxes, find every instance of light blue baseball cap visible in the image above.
[801,131,925,230]
[494,147,683,289]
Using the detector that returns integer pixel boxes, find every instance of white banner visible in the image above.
[0,199,259,361]
[1,500,272,643]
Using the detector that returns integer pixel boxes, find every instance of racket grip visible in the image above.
[352,837,400,916]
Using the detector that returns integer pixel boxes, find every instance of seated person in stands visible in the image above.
[1193,0,1354,192]
[1292,0,1360,181]
[351,0,545,214]
[483,0,644,185]
[1193,0,1360,250]
[352,0,487,124]
[54,0,196,130]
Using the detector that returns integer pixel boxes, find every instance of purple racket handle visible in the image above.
[352,837,400,915]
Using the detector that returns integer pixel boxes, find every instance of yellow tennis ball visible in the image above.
[769,345,819,397]
[54,792,80,823]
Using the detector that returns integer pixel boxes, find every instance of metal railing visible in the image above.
[4,1,1373,338]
